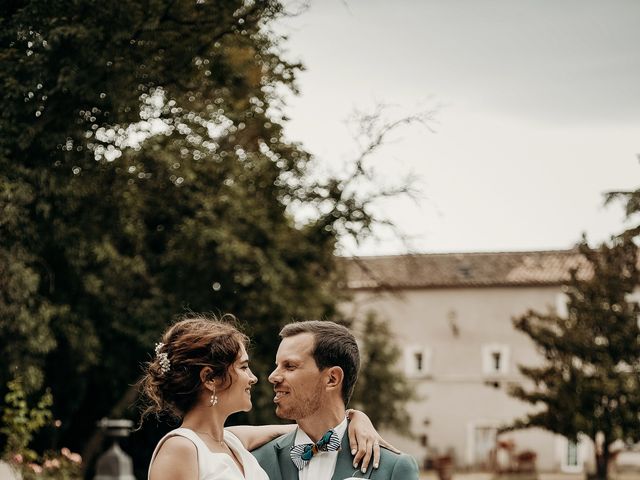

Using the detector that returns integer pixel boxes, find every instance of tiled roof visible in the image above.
[343,250,593,289]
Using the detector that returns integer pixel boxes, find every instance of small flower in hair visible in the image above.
[155,342,171,374]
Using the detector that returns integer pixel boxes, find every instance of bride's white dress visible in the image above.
[149,428,269,480]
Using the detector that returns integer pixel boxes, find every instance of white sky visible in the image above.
[276,0,640,256]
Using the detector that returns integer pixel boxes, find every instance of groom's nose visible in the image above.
[268,367,281,385]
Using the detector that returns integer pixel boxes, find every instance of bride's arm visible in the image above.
[227,409,399,472]
[226,424,296,451]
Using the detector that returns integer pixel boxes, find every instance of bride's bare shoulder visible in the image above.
[150,436,198,480]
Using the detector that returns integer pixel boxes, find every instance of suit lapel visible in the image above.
[332,431,367,480]
[275,429,299,480]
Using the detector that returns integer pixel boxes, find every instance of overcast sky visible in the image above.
[276,0,640,256]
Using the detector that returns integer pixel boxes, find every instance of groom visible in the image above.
[252,320,418,479]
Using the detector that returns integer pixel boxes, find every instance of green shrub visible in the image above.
[2,377,82,479]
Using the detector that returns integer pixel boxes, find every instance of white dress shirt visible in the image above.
[294,418,348,480]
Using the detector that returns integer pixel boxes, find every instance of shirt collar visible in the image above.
[294,417,348,446]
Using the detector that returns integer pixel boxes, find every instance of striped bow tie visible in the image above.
[290,429,341,470]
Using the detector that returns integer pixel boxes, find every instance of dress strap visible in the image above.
[148,428,204,479]
[172,428,210,451]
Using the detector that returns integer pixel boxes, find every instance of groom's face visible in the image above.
[268,332,326,420]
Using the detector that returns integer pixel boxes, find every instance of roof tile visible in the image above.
[343,250,593,289]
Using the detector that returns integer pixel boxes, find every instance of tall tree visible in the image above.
[509,238,640,480]
[351,312,416,435]
[0,0,422,475]
[605,158,640,239]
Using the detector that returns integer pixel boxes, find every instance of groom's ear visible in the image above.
[325,366,344,391]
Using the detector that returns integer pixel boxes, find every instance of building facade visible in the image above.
[343,250,601,473]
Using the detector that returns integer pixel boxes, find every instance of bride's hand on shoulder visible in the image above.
[346,409,400,473]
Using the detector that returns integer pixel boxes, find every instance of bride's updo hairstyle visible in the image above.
[139,314,248,421]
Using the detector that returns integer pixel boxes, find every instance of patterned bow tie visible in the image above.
[290,429,341,470]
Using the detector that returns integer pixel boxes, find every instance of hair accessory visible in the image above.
[208,386,218,407]
[154,342,171,374]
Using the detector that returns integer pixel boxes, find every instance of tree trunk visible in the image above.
[593,435,610,480]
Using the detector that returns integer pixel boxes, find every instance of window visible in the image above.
[625,291,640,329]
[566,440,578,467]
[558,436,584,473]
[491,351,501,371]
[473,426,497,467]
[482,344,510,375]
[466,422,499,467]
[405,346,431,377]
[555,293,569,318]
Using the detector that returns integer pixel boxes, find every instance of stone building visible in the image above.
[343,250,601,473]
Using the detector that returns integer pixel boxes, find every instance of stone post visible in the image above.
[93,418,136,480]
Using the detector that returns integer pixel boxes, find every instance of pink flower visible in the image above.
[12,453,23,464]
[44,458,61,469]
[61,447,82,463]
[68,452,82,464]
[28,463,43,473]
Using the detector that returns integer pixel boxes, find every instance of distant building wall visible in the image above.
[342,251,605,473]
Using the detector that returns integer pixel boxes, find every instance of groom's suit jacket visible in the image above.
[252,428,419,480]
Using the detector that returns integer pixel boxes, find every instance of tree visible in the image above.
[351,312,417,435]
[509,238,640,480]
[0,1,423,475]
[604,158,640,239]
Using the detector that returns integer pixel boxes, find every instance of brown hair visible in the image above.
[279,320,360,405]
[139,314,248,422]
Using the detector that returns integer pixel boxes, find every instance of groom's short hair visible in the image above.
[279,320,360,405]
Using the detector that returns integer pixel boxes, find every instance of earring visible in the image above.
[208,386,218,407]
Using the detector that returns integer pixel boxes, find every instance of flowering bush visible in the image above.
[1,377,82,479]
[9,447,82,480]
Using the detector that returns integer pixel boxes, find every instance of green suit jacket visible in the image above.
[252,428,419,480]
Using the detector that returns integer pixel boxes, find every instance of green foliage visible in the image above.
[1,376,52,458]
[0,0,417,473]
[351,312,417,435]
[1,376,82,478]
[509,237,640,480]
[604,165,640,239]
